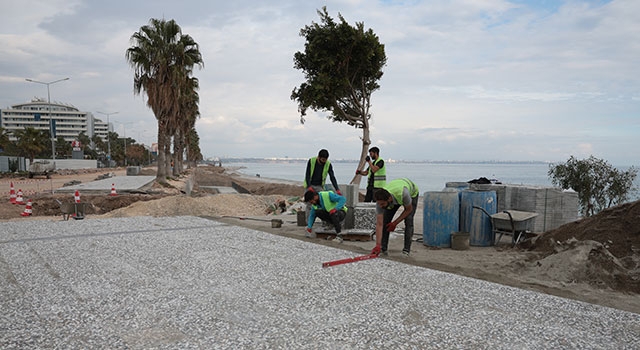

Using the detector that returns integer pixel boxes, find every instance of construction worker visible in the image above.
[370,178,419,257]
[304,149,341,194]
[356,146,386,202]
[304,189,347,242]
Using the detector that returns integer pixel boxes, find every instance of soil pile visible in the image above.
[529,200,640,293]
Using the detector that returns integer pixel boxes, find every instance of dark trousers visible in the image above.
[364,186,381,202]
[381,196,418,253]
[315,210,346,234]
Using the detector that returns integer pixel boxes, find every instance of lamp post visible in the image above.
[25,77,70,160]
[96,111,118,167]
[120,122,134,166]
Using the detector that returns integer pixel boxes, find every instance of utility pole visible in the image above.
[97,111,118,167]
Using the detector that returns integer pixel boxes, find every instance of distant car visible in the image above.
[28,160,56,179]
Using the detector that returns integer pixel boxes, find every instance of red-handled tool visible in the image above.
[322,254,378,268]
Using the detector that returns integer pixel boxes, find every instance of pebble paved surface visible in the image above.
[1,216,639,349]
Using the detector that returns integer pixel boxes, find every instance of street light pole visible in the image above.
[97,111,118,167]
[25,77,70,160]
[120,122,134,167]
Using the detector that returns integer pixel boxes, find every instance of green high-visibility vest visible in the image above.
[313,191,348,212]
[304,157,330,188]
[385,178,419,205]
[370,157,386,188]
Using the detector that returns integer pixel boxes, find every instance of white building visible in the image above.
[0,97,108,142]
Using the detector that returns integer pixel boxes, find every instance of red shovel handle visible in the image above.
[322,254,378,268]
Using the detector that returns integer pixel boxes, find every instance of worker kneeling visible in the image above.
[304,189,347,242]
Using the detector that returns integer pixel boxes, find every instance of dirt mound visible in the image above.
[97,194,296,218]
[530,200,640,293]
[13,193,171,218]
[194,166,305,198]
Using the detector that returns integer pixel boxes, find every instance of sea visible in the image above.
[219,160,640,201]
[221,160,557,192]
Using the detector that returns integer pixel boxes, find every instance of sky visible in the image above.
[0,0,638,166]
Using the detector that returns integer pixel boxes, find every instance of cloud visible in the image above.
[0,0,638,166]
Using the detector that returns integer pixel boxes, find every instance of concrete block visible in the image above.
[354,203,377,230]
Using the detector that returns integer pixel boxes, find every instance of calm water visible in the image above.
[223,161,555,193]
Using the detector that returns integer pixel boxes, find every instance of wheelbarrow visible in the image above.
[56,200,86,221]
[473,206,538,246]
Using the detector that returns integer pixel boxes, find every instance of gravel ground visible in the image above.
[1,216,639,349]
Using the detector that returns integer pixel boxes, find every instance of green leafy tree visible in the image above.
[126,18,203,183]
[125,143,146,166]
[548,155,638,217]
[291,7,387,185]
[56,136,72,159]
[77,132,92,155]
[13,127,49,162]
[0,127,11,153]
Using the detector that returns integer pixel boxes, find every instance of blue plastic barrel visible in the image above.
[460,190,497,246]
[423,191,459,248]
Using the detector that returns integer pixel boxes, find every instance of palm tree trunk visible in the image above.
[172,130,182,176]
[155,124,167,183]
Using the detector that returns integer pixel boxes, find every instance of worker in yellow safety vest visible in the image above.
[370,178,419,257]
[303,189,347,242]
[304,149,341,195]
[356,146,386,202]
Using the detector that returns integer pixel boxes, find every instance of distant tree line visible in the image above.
[0,126,154,167]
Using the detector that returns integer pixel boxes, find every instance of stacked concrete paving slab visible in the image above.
[471,183,579,232]
[1,216,638,348]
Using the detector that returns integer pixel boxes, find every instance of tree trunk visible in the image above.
[349,123,371,185]
[172,130,182,177]
[155,123,167,184]
[164,137,172,177]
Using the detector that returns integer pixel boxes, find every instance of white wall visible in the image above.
[30,159,97,170]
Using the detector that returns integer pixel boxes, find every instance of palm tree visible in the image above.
[171,75,200,176]
[126,18,203,183]
[13,127,49,162]
[0,127,11,153]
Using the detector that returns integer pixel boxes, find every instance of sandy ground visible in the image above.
[2,164,639,315]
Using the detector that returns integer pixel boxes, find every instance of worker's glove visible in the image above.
[365,156,371,162]
[371,244,381,256]
[306,227,312,234]
[355,170,360,175]
[336,190,342,196]
[329,209,337,216]
[385,222,397,232]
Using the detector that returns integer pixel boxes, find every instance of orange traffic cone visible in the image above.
[20,199,33,216]
[74,190,81,203]
[110,183,117,196]
[15,189,25,205]
[9,182,16,204]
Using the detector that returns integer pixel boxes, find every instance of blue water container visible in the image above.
[423,191,459,248]
[460,190,497,246]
